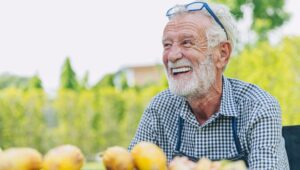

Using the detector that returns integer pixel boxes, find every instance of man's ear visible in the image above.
[216,42,232,69]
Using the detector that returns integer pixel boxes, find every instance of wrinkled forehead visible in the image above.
[163,13,212,37]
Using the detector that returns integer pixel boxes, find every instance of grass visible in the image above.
[82,162,105,170]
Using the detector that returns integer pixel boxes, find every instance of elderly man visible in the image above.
[129,1,289,169]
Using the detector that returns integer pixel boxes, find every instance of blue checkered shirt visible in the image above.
[129,76,289,170]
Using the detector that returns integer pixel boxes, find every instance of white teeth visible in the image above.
[172,67,191,74]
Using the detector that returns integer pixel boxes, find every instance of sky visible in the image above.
[0,0,299,92]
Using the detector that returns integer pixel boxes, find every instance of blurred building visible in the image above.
[114,64,165,88]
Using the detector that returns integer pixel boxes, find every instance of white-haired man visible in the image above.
[129,1,289,169]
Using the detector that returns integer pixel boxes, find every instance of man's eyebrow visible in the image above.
[162,37,172,43]
[180,34,196,39]
[162,34,195,41]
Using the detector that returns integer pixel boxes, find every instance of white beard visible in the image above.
[166,55,216,98]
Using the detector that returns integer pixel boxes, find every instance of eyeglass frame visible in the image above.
[166,1,229,40]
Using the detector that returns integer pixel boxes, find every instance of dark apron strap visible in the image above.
[231,117,249,167]
[175,116,184,152]
[174,116,248,166]
[173,116,199,162]
[232,117,242,154]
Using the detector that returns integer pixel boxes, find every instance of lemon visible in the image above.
[131,142,167,170]
[102,146,135,170]
[0,147,42,170]
[43,144,84,170]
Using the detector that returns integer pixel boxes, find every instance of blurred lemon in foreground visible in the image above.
[219,160,247,170]
[102,146,135,170]
[43,144,84,170]
[169,157,196,170]
[0,147,42,170]
[131,142,167,170]
[194,157,211,170]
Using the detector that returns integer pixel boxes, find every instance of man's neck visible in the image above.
[187,80,222,125]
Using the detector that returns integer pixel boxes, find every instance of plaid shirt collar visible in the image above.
[178,76,238,126]
[219,76,238,117]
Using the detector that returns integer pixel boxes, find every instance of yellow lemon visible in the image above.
[220,160,247,170]
[102,146,135,170]
[0,147,42,170]
[43,144,84,170]
[131,142,167,170]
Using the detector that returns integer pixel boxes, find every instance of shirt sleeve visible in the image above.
[128,107,158,150]
[247,100,289,170]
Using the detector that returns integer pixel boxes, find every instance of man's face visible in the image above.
[162,13,217,97]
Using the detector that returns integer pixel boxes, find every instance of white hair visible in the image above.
[168,1,238,51]
[204,2,238,50]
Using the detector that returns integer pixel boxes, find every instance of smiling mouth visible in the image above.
[171,67,192,75]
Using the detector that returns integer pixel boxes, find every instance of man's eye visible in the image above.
[182,40,193,47]
[163,43,172,49]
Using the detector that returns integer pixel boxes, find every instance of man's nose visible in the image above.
[168,45,183,63]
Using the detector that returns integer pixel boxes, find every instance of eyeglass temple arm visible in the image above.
[203,4,229,40]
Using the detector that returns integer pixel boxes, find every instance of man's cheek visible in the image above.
[162,55,169,68]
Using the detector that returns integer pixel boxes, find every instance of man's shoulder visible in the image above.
[227,78,278,106]
[148,89,184,110]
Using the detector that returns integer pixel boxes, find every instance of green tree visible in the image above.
[50,89,97,158]
[225,36,300,125]
[93,73,115,89]
[216,0,289,40]
[118,72,129,90]
[0,88,25,148]
[28,74,43,89]
[79,71,89,90]
[0,88,46,151]
[59,57,78,90]
[0,73,29,89]
[95,87,125,147]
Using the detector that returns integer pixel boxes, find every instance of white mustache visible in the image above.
[168,59,192,68]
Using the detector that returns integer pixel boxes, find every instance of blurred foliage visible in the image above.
[215,0,289,40]
[60,57,78,90]
[0,76,166,160]
[93,73,115,89]
[0,88,46,151]
[225,36,300,125]
[79,71,90,90]
[0,37,299,160]
[27,74,43,89]
[0,73,30,89]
